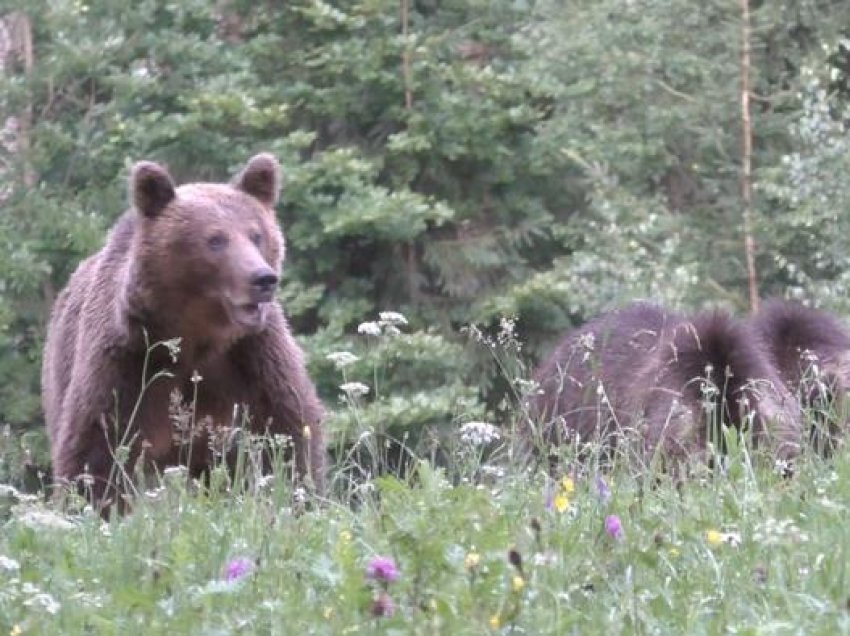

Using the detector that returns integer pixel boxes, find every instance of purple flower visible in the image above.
[371,591,395,617]
[366,556,399,583]
[605,515,624,541]
[223,556,255,582]
[596,475,612,505]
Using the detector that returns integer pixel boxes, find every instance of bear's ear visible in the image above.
[232,153,282,207]
[130,161,176,218]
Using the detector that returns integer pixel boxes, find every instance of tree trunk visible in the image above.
[1,11,35,194]
[740,0,759,313]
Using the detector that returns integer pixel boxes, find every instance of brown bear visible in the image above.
[748,299,850,454]
[526,302,802,468]
[42,153,325,511]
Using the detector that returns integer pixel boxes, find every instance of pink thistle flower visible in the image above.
[366,555,399,583]
[371,591,395,617]
[605,515,624,541]
[223,556,255,582]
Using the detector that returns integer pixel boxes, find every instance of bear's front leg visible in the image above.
[232,308,326,493]
[52,406,133,517]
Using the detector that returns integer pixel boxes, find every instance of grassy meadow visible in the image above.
[2,416,850,634]
[1,325,849,635]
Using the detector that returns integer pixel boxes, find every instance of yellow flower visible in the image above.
[489,614,501,630]
[553,492,569,513]
[512,575,525,593]
[706,529,723,547]
[669,547,680,558]
[339,529,352,545]
[561,476,575,495]
[10,627,22,636]
[464,551,481,571]
[323,607,335,620]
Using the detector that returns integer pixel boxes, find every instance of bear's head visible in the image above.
[126,153,285,345]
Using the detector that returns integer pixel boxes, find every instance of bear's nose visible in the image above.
[250,269,279,298]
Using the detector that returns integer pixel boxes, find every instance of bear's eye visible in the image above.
[249,231,263,247]
[207,233,229,251]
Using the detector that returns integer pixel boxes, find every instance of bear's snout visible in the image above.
[250,268,279,303]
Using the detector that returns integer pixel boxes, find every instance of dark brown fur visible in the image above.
[42,154,325,510]
[749,299,850,452]
[527,302,801,466]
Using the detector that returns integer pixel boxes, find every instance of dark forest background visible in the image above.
[3,0,850,485]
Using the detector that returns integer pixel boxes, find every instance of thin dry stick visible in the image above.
[740,0,759,313]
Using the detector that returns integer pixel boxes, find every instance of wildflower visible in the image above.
[459,421,501,446]
[163,465,188,479]
[553,492,569,514]
[773,458,793,477]
[371,592,395,617]
[512,575,525,593]
[489,614,501,630]
[532,551,557,567]
[323,607,335,620]
[223,556,255,582]
[23,592,61,615]
[705,529,723,547]
[339,530,353,545]
[378,311,408,326]
[339,382,370,398]
[595,475,612,505]
[706,529,741,548]
[561,476,575,495]
[255,474,275,492]
[302,424,312,440]
[605,515,624,541]
[326,351,359,369]
[753,517,809,545]
[10,626,22,636]
[464,551,481,571]
[357,321,382,336]
[366,556,399,583]
[0,555,20,572]
[480,464,506,479]
[16,508,76,531]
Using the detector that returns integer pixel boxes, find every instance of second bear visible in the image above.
[527,302,802,466]
[749,299,850,453]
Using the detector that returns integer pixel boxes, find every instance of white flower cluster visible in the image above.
[340,382,370,398]
[22,583,61,614]
[753,517,809,546]
[357,321,382,336]
[0,555,20,572]
[357,311,408,337]
[379,311,408,326]
[459,421,501,446]
[326,351,359,369]
[15,508,77,531]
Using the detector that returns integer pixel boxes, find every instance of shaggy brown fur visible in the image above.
[749,299,850,453]
[42,154,325,511]
[527,302,801,466]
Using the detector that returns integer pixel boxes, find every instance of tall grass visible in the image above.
[2,330,849,634]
